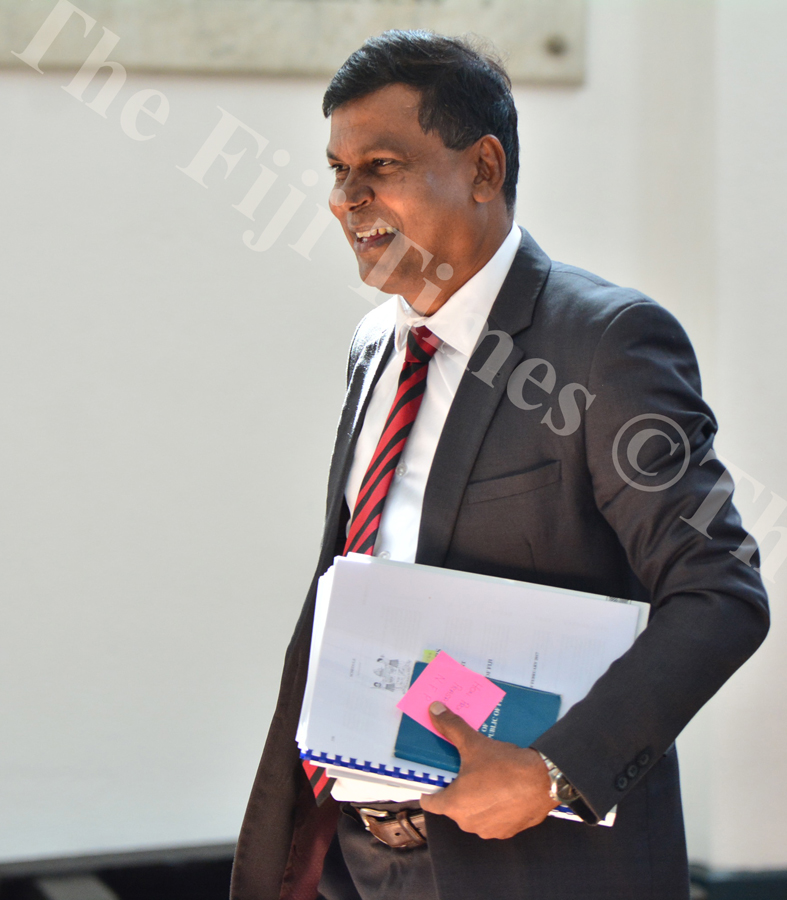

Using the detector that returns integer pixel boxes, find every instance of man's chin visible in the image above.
[357,264,405,297]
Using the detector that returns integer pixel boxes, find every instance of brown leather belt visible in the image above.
[354,806,428,849]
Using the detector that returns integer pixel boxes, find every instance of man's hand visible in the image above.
[419,701,558,839]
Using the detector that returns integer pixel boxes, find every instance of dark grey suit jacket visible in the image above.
[231,228,769,900]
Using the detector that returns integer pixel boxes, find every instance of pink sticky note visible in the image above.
[396,651,506,738]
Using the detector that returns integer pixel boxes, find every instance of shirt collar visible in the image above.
[394,222,521,358]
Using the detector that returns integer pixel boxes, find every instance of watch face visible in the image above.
[541,755,577,804]
[555,774,579,803]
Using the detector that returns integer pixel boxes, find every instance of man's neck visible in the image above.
[406,215,515,316]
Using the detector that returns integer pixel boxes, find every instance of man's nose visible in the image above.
[331,170,373,212]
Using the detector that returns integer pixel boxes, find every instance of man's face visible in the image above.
[327,84,488,310]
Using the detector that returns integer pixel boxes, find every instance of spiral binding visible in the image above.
[300,749,452,786]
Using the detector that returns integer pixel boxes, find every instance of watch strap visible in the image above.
[536,751,599,824]
[538,751,580,804]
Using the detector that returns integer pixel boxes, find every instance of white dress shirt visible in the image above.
[332,222,521,803]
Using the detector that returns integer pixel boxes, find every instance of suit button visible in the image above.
[637,751,651,767]
[626,764,638,779]
[615,775,628,791]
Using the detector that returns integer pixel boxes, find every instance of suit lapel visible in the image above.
[320,323,395,570]
[417,229,552,567]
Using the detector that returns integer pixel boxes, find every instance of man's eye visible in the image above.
[372,159,394,168]
[329,164,348,177]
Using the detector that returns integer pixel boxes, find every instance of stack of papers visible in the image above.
[296,554,649,823]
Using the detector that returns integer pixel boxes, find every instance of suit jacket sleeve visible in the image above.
[530,299,769,820]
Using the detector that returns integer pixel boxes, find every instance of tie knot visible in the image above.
[405,326,441,364]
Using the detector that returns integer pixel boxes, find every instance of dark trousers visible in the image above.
[318,751,690,900]
[318,805,439,900]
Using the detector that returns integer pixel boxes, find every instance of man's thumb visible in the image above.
[428,701,476,751]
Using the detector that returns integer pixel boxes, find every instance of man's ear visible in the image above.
[471,134,507,204]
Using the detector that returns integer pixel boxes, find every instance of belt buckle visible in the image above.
[357,807,391,831]
[356,806,427,849]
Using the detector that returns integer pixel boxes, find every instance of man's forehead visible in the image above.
[326,130,416,160]
[326,84,425,158]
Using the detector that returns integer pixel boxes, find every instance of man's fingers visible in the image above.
[420,784,451,814]
[428,701,479,753]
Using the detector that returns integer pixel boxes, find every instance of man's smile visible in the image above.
[350,225,397,253]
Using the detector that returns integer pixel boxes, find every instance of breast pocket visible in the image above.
[464,460,561,505]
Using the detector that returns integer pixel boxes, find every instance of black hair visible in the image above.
[322,30,519,210]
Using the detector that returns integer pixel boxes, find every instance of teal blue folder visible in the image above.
[394,662,562,774]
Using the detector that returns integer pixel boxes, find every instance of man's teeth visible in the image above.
[355,227,396,239]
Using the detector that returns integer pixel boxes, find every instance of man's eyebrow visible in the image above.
[326,140,412,162]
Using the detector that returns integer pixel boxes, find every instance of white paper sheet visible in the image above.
[297,554,648,801]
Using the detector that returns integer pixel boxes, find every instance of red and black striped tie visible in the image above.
[304,325,441,805]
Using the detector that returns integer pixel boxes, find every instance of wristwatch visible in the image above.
[538,751,581,805]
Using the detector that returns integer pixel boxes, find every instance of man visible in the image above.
[231,31,769,900]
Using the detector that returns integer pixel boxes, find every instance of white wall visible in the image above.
[1,0,784,871]
[0,70,365,860]
[699,0,787,872]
